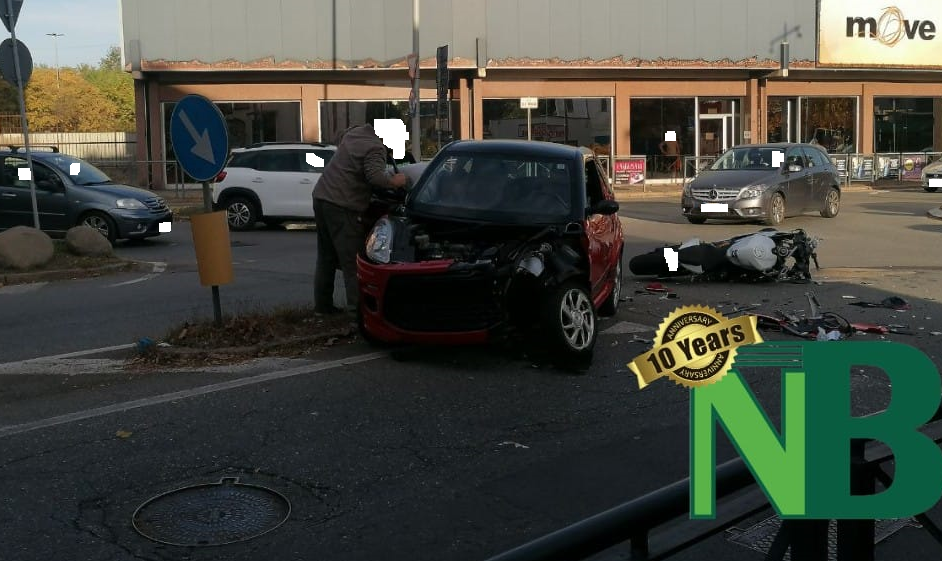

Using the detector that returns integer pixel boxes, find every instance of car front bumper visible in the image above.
[682,193,766,220]
[112,209,174,238]
[923,172,942,189]
[357,255,500,345]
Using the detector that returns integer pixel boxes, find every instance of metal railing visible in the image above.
[482,409,942,561]
[831,152,942,185]
[682,156,718,183]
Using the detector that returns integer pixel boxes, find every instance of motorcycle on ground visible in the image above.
[628,228,821,283]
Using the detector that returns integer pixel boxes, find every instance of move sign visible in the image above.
[818,0,941,68]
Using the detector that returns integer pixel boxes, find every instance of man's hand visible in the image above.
[389,173,407,189]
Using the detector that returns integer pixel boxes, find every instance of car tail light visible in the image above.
[215,171,227,182]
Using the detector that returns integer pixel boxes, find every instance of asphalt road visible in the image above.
[1,187,942,560]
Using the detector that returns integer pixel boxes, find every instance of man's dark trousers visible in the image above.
[314,198,366,312]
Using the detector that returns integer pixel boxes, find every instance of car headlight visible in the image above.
[115,198,146,209]
[739,185,767,200]
[366,217,395,264]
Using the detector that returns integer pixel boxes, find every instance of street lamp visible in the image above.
[46,32,63,88]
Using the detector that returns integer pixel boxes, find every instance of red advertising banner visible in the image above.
[614,158,645,185]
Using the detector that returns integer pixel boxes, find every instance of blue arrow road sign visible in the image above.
[169,94,229,182]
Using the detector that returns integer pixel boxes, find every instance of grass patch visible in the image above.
[126,304,358,369]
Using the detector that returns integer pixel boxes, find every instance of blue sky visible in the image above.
[11,0,120,68]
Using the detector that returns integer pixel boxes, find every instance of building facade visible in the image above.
[120,0,942,187]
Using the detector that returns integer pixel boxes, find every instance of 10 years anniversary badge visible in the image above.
[629,305,763,388]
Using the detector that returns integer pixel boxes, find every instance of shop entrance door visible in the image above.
[698,114,732,157]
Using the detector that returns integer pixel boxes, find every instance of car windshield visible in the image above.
[710,147,782,171]
[44,154,113,185]
[409,152,574,223]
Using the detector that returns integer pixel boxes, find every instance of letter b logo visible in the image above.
[691,342,942,519]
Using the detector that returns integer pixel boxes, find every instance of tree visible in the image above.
[79,45,135,131]
[24,68,121,132]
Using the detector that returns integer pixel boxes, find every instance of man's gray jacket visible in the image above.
[313,124,391,213]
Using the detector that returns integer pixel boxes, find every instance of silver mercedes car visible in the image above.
[681,143,841,225]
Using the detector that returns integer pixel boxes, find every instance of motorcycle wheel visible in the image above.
[629,249,674,276]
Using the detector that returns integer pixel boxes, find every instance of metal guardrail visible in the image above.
[482,409,942,561]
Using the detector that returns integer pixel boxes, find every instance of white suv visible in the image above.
[212,142,337,230]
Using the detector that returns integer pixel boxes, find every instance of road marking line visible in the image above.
[0,351,386,439]
[0,343,136,367]
[0,282,48,295]
[108,274,156,287]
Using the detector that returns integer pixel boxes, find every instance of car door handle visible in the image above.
[299,179,313,185]
[1,193,15,198]
[252,177,264,183]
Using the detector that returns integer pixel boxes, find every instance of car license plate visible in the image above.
[930,178,942,188]
[159,221,172,233]
[700,203,728,213]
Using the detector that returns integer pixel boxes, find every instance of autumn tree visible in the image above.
[24,68,122,132]
[78,46,135,131]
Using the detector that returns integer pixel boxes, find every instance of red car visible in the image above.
[357,140,624,368]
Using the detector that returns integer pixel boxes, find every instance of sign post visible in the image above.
[520,97,538,141]
[1,0,37,229]
[436,45,449,152]
[170,94,231,326]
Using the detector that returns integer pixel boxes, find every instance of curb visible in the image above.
[0,260,152,286]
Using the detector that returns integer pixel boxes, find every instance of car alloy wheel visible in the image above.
[81,211,116,243]
[225,198,257,230]
[821,188,840,218]
[559,286,595,351]
[767,193,785,225]
[599,258,622,316]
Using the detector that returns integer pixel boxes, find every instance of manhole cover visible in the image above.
[132,477,290,547]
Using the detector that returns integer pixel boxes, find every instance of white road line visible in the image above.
[105,261,167,287]
[0,282,48,295]
[108,274,157,287]
[0,343,136,367]
[0,351,386,439]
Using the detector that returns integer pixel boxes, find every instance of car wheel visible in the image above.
[764,192,785,226]
[925,187,939,193]
[686,216,707,224]
[820,188,840,218]
[599,256,622,317]
[544,281,597,370]
[224,197,258,231]
[79,211,117,243]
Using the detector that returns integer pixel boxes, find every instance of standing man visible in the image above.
[313,123,407,314]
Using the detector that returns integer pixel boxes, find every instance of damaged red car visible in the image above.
[357,140,624,367]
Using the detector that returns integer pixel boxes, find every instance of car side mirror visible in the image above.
[590,199,619,216]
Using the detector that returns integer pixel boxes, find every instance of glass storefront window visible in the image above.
[629,98,695,179]
[319,100,459,160]
[482,98,612,155]
[800,97,857,153]
[874,97,935,152]
[767,97,857,153]
[162,101,301,181]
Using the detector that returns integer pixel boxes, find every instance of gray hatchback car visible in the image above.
[0,148,172,242]
[681,143,841,225]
